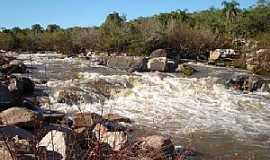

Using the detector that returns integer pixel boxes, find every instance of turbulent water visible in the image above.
[18,53,270,159]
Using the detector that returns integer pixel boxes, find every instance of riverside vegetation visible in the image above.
[0,1,269,56]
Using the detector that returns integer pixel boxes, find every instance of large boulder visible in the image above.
[93,121,128,151]
[38,129,82,160]
[107,56,147,72]
[150,49,168,58]
[147,57,168,72]
[140,135,175,160]
[0,107,42,128]
[0,84,15,110]
[8,77,35,96]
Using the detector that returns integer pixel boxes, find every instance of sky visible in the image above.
[0,0,257,29]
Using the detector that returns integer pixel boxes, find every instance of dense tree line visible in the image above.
[0,0,269,56]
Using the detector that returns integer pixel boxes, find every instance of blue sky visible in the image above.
[0,0,257,28]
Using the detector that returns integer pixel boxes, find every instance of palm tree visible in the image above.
[222,0,240,21]
[46,24,61,32]
[31,24,43,34]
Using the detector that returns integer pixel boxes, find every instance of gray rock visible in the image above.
[150,49,168,58]
[107,56,147,72]
[147,57,168,72]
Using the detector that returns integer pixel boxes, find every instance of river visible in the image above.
[18,52,270,159]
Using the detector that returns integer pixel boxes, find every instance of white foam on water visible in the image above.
[45,72,270,141]
[19,52,270,147]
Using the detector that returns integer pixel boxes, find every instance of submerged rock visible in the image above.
[176,64,196,76]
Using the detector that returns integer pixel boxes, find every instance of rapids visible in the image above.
[18,52,270,159]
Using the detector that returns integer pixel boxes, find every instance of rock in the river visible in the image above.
[38,130,82,160]
[93,122,128,151]
[209,50,222,62]
[225,74,268,92]
[176,64,196,76]
[1,60,26,74]
[0,107,42,128]
[8,77,35,96]
[107,56,148,72]
[87,79,131,98]
[141,135,175,159]
[103,113,132,123]
[210,49,238,60]
[150,49,168,58]
[0,84,15,110]
[128,57,148,73]
[147,57,168,72]
[73,112,103,129]
[55,86,106,105]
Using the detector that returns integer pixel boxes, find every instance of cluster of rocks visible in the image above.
[225,74,270,92]
[0,104,199,159]
[0,55,27,75]
[90,49,196,76]
[208,49,240,67]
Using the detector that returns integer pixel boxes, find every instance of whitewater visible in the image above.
[18,52,270,159]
